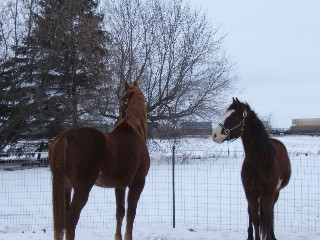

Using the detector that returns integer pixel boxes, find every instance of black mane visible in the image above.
[245,105,274,156]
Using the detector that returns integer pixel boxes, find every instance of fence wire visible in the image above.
[0,150,319,233]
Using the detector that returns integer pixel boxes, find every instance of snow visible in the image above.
[1,135,320,240]
[2,228,320,240]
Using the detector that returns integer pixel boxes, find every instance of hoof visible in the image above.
[115,234,122,240]
[124,234,132,240]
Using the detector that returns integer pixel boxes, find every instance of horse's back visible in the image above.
[107,126,149,160]
[270,138,291,188]
[50,126,150,188]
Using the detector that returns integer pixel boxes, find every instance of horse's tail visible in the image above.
[49,136,68,240]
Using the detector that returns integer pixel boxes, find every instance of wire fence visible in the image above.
[0,148,319,233]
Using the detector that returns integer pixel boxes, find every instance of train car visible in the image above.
[292,118,320,126]
[290,118,320,135]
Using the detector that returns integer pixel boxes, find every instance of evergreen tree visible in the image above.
[0,0,110,150]
[28,0,110,133]
[0,37,36,150]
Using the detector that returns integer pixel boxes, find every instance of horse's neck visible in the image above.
[241,133,258,159]
[110,118,147,142]
[111,118,126,132]
[241,115,273,163]
[131,120,147,142]
[125,100,147,142]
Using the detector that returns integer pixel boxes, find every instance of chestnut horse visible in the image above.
[212,98,291,240]
[49,82,150,240]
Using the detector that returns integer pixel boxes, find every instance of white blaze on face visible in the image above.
[212,110,235,144]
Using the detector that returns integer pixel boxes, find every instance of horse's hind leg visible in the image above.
[124,179,146,240]
[115,188,126,240]
[64,184,72,229]
[65,187,92,240]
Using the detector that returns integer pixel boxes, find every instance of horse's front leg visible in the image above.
[246,194,261,240]
[247,205,254,240]
[115,188,126,240]
[261,194,275,240]
[124,179,146,240]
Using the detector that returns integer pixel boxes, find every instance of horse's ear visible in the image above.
[125,81,130,91]
[235,97,240,103]
[232,97,236,103]
[133,81,138,86]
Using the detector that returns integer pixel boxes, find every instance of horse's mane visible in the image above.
[245,104,274,157]
[112,86,147,142]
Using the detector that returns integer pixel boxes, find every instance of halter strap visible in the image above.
[219,110,247,142]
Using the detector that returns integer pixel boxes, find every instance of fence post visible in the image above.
[37,142,44,160]
[172,144,176,228]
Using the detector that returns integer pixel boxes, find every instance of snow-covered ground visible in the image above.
[1,227,320,240]
[0,135,320,240]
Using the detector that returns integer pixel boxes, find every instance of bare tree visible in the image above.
[103,0,237,127]
[262,112,274,130]
[0,0,237,150]
[0,0,37,59]
[0,1,16,61]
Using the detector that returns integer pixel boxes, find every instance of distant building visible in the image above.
[181,122,212,136]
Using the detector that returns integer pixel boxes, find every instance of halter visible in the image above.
[219,110,247,142]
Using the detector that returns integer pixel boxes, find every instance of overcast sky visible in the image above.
[190,0,320,128]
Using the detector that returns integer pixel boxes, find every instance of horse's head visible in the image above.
[123,81,138,109]
[114,81,148,141]
[117,81,140,118]
[118,82,135,118]
[212,97,248,143]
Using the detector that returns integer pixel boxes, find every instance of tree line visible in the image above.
[0,0,237,151]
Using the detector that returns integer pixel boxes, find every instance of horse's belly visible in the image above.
[95,177,116,188]
[95,172,131,188]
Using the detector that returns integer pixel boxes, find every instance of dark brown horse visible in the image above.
[212,98,291,240]
[49,82,150,240]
